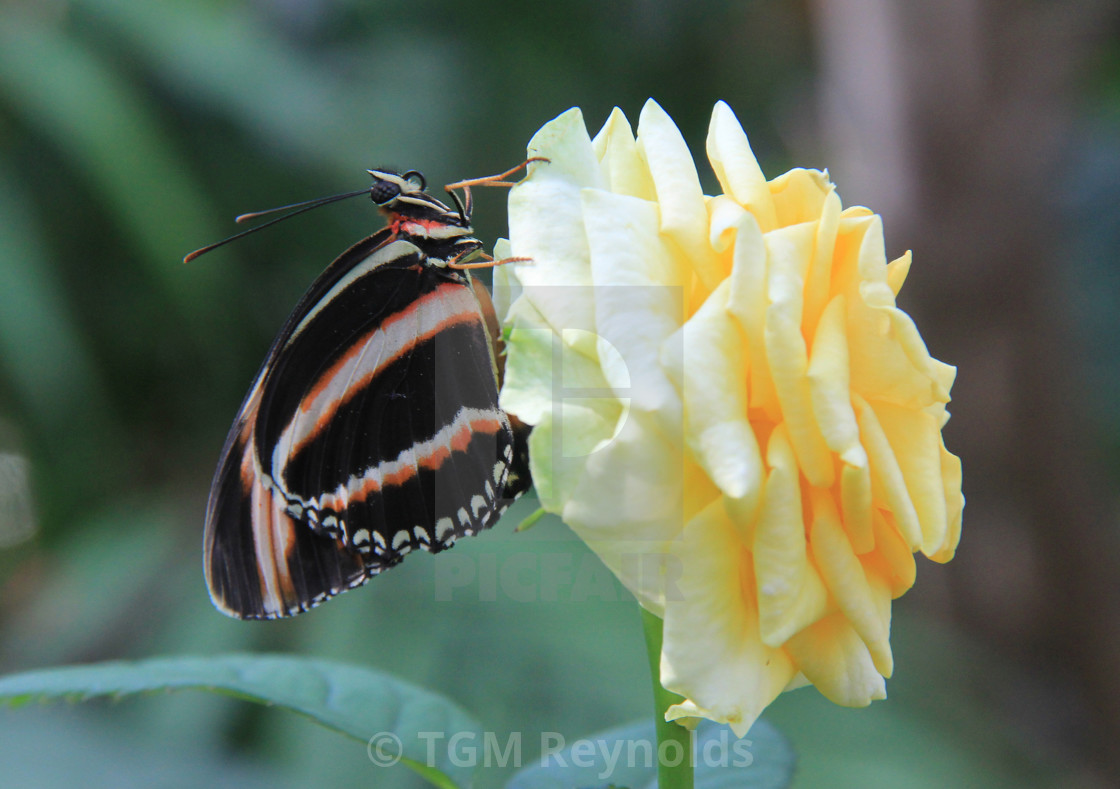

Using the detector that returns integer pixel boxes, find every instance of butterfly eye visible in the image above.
[368,178,402,205]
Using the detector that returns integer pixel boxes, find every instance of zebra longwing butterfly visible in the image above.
[195,163,538,619]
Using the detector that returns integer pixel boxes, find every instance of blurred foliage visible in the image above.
[0,1,1115,787]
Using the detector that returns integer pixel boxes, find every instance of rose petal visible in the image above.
[500,322,612,426]
[753,424,829,646]
[784,612,887,707]
[873,401,949,556]
[581,188,686,427]
[930,442,964,562]
[844,218,953,409]
[808,489,893,677]
[705,100,777,232]
[666,279,763,506]
[591,107,656,201]
[840,459,875,554]
[853,394,923,549]
[555,413,711,612]
[807,294,864,466]
[862,509,917,597]
[768,168,832,227]
[508,108,601,340]
[707,194,748,254]
[765,224,834,488]
[886,251,911,296]
[637,99,723,294]
[661,499,796,738]
[528,395,621,507]
[726,211,780,420]
[803,188,842,338]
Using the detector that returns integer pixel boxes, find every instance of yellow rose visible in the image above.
[495,100,962,737]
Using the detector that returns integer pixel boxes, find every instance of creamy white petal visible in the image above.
[582,188,686,428]
[706,100,776,231]
[592,107,656,200]
[508,108,602,341]
[637,99,722,294]
[661,499,796,738]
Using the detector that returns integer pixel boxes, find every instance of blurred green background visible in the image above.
[2,1,1119,787]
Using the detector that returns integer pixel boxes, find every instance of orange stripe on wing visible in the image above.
[318,414,505,509]
[250,476,299,616]
[236,380,266,495]
[292,282,484,455]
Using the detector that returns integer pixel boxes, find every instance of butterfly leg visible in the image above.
[446,245,534,270]
[444,157,550,192]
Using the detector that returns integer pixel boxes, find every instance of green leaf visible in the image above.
[0,654,481,789]
[505,717,794,789]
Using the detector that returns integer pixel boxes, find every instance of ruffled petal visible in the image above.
[873,401,949,556]
[808,294,864,467]
[931,443,964,562]
[862,509,917,597]
[726,211,779,420]
[765,225,834,488]
[665,279,763,507]
[661,499,796,738]
[809,490,893,676]
[592,107,655,201]
[854,393,923,549]
[768,168,832,228]
[784,612,887,707]
[753,425,829,646]
[582,188,686,426]
[500,321,612,427]
[705,101,776,232]
[637,99,723,294]
[509,108,601,342]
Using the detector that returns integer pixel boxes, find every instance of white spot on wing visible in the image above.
[435,517,454,541]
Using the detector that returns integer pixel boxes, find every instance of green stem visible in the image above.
[641,605,694,789]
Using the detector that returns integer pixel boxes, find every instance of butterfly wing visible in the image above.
[204,231,516,619]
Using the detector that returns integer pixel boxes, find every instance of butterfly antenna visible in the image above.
[184,187,372,263]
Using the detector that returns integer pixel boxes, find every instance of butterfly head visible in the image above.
[367,167,470,236]
[366,168,426,204]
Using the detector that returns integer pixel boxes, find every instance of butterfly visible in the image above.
[192,162,541,619]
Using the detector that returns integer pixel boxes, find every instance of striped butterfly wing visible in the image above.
[204,230,516,619]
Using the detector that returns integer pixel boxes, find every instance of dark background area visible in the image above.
[1,1,1118,787]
